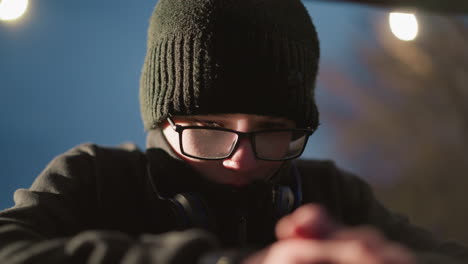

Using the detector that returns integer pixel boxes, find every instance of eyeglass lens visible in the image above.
[180,128,307,160]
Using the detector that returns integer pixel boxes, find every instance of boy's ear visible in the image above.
[146,129,161,149]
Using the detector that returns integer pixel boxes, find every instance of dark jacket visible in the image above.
[0,143,467,263]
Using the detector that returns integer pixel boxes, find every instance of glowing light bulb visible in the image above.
[389,12,419,41]
[0,0,29,21]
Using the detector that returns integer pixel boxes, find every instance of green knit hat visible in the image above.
[140,0,320,131]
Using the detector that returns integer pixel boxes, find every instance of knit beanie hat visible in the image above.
[140,0,320,131]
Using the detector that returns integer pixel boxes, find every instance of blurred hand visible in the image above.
[243,204,416,264]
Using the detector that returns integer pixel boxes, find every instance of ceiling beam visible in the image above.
[307,0,468,14]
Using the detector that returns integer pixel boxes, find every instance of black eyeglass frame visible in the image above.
[167,116,315,161]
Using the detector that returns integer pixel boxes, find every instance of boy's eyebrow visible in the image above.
[182,117,225,126]
[192,118,221,123]
[257,121,290,128]
[185,115,223,120]
[256,116,295,126]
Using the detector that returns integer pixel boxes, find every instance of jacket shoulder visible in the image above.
[50,143,148,233]
[294,159,338,174]
[31,142,144,186]
[294,159,372,224]
[62,142,143,160]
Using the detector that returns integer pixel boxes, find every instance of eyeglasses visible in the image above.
[166,116,314,161]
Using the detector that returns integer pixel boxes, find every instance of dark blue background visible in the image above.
[0,0,371,209]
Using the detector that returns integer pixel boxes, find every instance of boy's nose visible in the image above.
[222,137,257,172]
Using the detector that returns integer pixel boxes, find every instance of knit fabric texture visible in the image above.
[140,0,320,130]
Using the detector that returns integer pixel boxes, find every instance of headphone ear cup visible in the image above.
[169,192,214,230]
[273,186,295,218]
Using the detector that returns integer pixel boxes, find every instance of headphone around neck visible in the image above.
[145,157,303,231]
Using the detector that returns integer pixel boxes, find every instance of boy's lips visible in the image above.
[223,173,254,186]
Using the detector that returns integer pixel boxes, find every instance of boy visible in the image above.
[1,0,467,263]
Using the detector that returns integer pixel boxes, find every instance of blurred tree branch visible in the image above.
[318,14,468,244]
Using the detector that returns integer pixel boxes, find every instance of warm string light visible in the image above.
[0,0,29,21]
[389,12,419,41]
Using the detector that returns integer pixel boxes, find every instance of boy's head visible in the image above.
[139,0,321,131]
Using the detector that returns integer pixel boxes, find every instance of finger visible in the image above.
[380,242,416,264]
[246,238,415,264]
[318,239,416,264]
[276,204,339,240]
[330,225,417,263]
[331,226,386,249]
[260,239,334,264]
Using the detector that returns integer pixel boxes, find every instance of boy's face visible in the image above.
[162,114,296,186]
